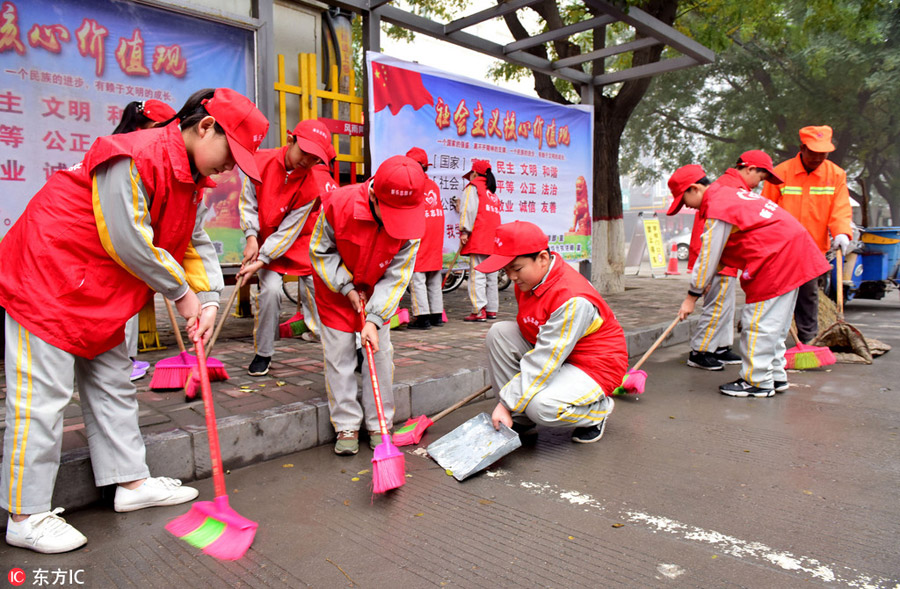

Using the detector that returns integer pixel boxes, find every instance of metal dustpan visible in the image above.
[426,412,521,481]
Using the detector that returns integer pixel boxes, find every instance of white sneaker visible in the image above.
[114,477,199,512]
[6,508,87,554]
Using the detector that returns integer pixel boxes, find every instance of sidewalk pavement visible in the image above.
[0,264,732,513]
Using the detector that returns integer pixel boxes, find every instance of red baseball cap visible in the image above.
[291,119,332,164]
[463,158,490,179]
[406,147,429,168]
[737,149,783,184]
[202,88,269,183]
[475,221,550,274]
[799,125,835,153]
[141,99,175,123]
[373,155,427,240]
[666,164,707,215]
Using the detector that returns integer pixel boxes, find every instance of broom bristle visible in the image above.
[372,441,406,493]
[167,497,257,560]
[622,369,647,394]
[392,417,431,447]
[201,526,257,561]
[813,346,836,366]
[150,352,197,390]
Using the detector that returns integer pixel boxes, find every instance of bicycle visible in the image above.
[442,267,510,293]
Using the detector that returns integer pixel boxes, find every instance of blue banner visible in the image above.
[0,0,255,245]
[367,52,593,262]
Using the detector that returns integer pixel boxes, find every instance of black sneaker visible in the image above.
[719,378,774,398]
[510,421,538,436]
[572,417,609,444]
[248,354,271,376]
[774,380,789,393]
[407,316,431,330]
[687,351,724,371]
[714,347,742,365]
[428,313,444,327]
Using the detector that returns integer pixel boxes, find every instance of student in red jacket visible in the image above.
[459,159,502,321]
[310,155,426,455]
[0,88,268,553]
[480,222,627,444]
[113,99,178,382]
[669,160,830,397]
[685,151,774,371]
[405,147,445,329]
[237,120,334,376]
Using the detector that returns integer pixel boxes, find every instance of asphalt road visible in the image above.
[2,296,899,588]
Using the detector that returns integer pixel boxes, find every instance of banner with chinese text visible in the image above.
[366,52,593,263]
[0,0,255,264]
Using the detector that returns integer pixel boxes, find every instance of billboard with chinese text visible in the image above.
[0,0,255,264]
[366,52,593,263]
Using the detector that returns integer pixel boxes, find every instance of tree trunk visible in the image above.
[591,102,626,293]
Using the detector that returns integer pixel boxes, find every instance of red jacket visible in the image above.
[687,169,742,277]
[515,253,628,394]
[461,176,501,256]
[415,177,444,272]
[293,165,338,277]
[701,183,830,303]
[0,124,205,358]
[312,182,409,332]
[253,147,323,275]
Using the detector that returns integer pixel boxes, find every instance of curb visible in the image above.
[49,321,696,512]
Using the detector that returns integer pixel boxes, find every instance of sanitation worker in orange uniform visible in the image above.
[761,125,852,344]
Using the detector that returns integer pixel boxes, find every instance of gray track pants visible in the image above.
[486,321,613,429]
[298,274,320,336]
[739,289,799,389]
[124,313,139,357]
[690,275,736,352]
[320,323,395,434]
[253,268,284,357]
[467,253,498,314]
[2,315,149,514]
[409,270,444,317]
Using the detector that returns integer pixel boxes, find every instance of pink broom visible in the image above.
[149,299,197,390]
[166,337,257,560]
[393,385,491,446]
[360,307,405,493]
[612,315,681,395]
[184,278,242,400]
[785,325,835,370]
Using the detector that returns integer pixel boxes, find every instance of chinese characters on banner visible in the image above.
[366,52,593,263]
[0,0,255,264]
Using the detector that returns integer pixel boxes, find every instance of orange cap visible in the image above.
[799,125,835,153]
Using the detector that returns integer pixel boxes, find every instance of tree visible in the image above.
[378,0,696,293]
[621,0,900,225]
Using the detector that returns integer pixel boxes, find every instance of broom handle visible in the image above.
[430,385,491,423]
[206,275,243,358]
[195,338,227,499]
[789,324,803,347]
[836,253,844,318]
[164,298,187,354]
[441,247,462,289]
[631,316,681,372]
[360,306,390,439]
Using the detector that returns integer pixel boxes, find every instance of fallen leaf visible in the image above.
[357,469,370,475]
[283,463,294,468]
[414,513,424,517]
[567,535,575,540]
[479,499,494,505]
[351,477,360,482]
[802,490,813,495]
[258,384,266,388]
[276,381,286,386]
[743,450,750,453]
[669,416,675,419]
[343,500,350,506]
[612,523,624,528]
[340,469,347,474]
[445,469,454,476]
[711,555,718,559]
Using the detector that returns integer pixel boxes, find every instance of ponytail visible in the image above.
[162,88,224,134]
[484,168,497,193]
[112,101,152,135]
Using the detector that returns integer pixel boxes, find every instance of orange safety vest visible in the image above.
[761,155,852,254]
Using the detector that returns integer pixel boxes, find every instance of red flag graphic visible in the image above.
[371,62,434,115]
